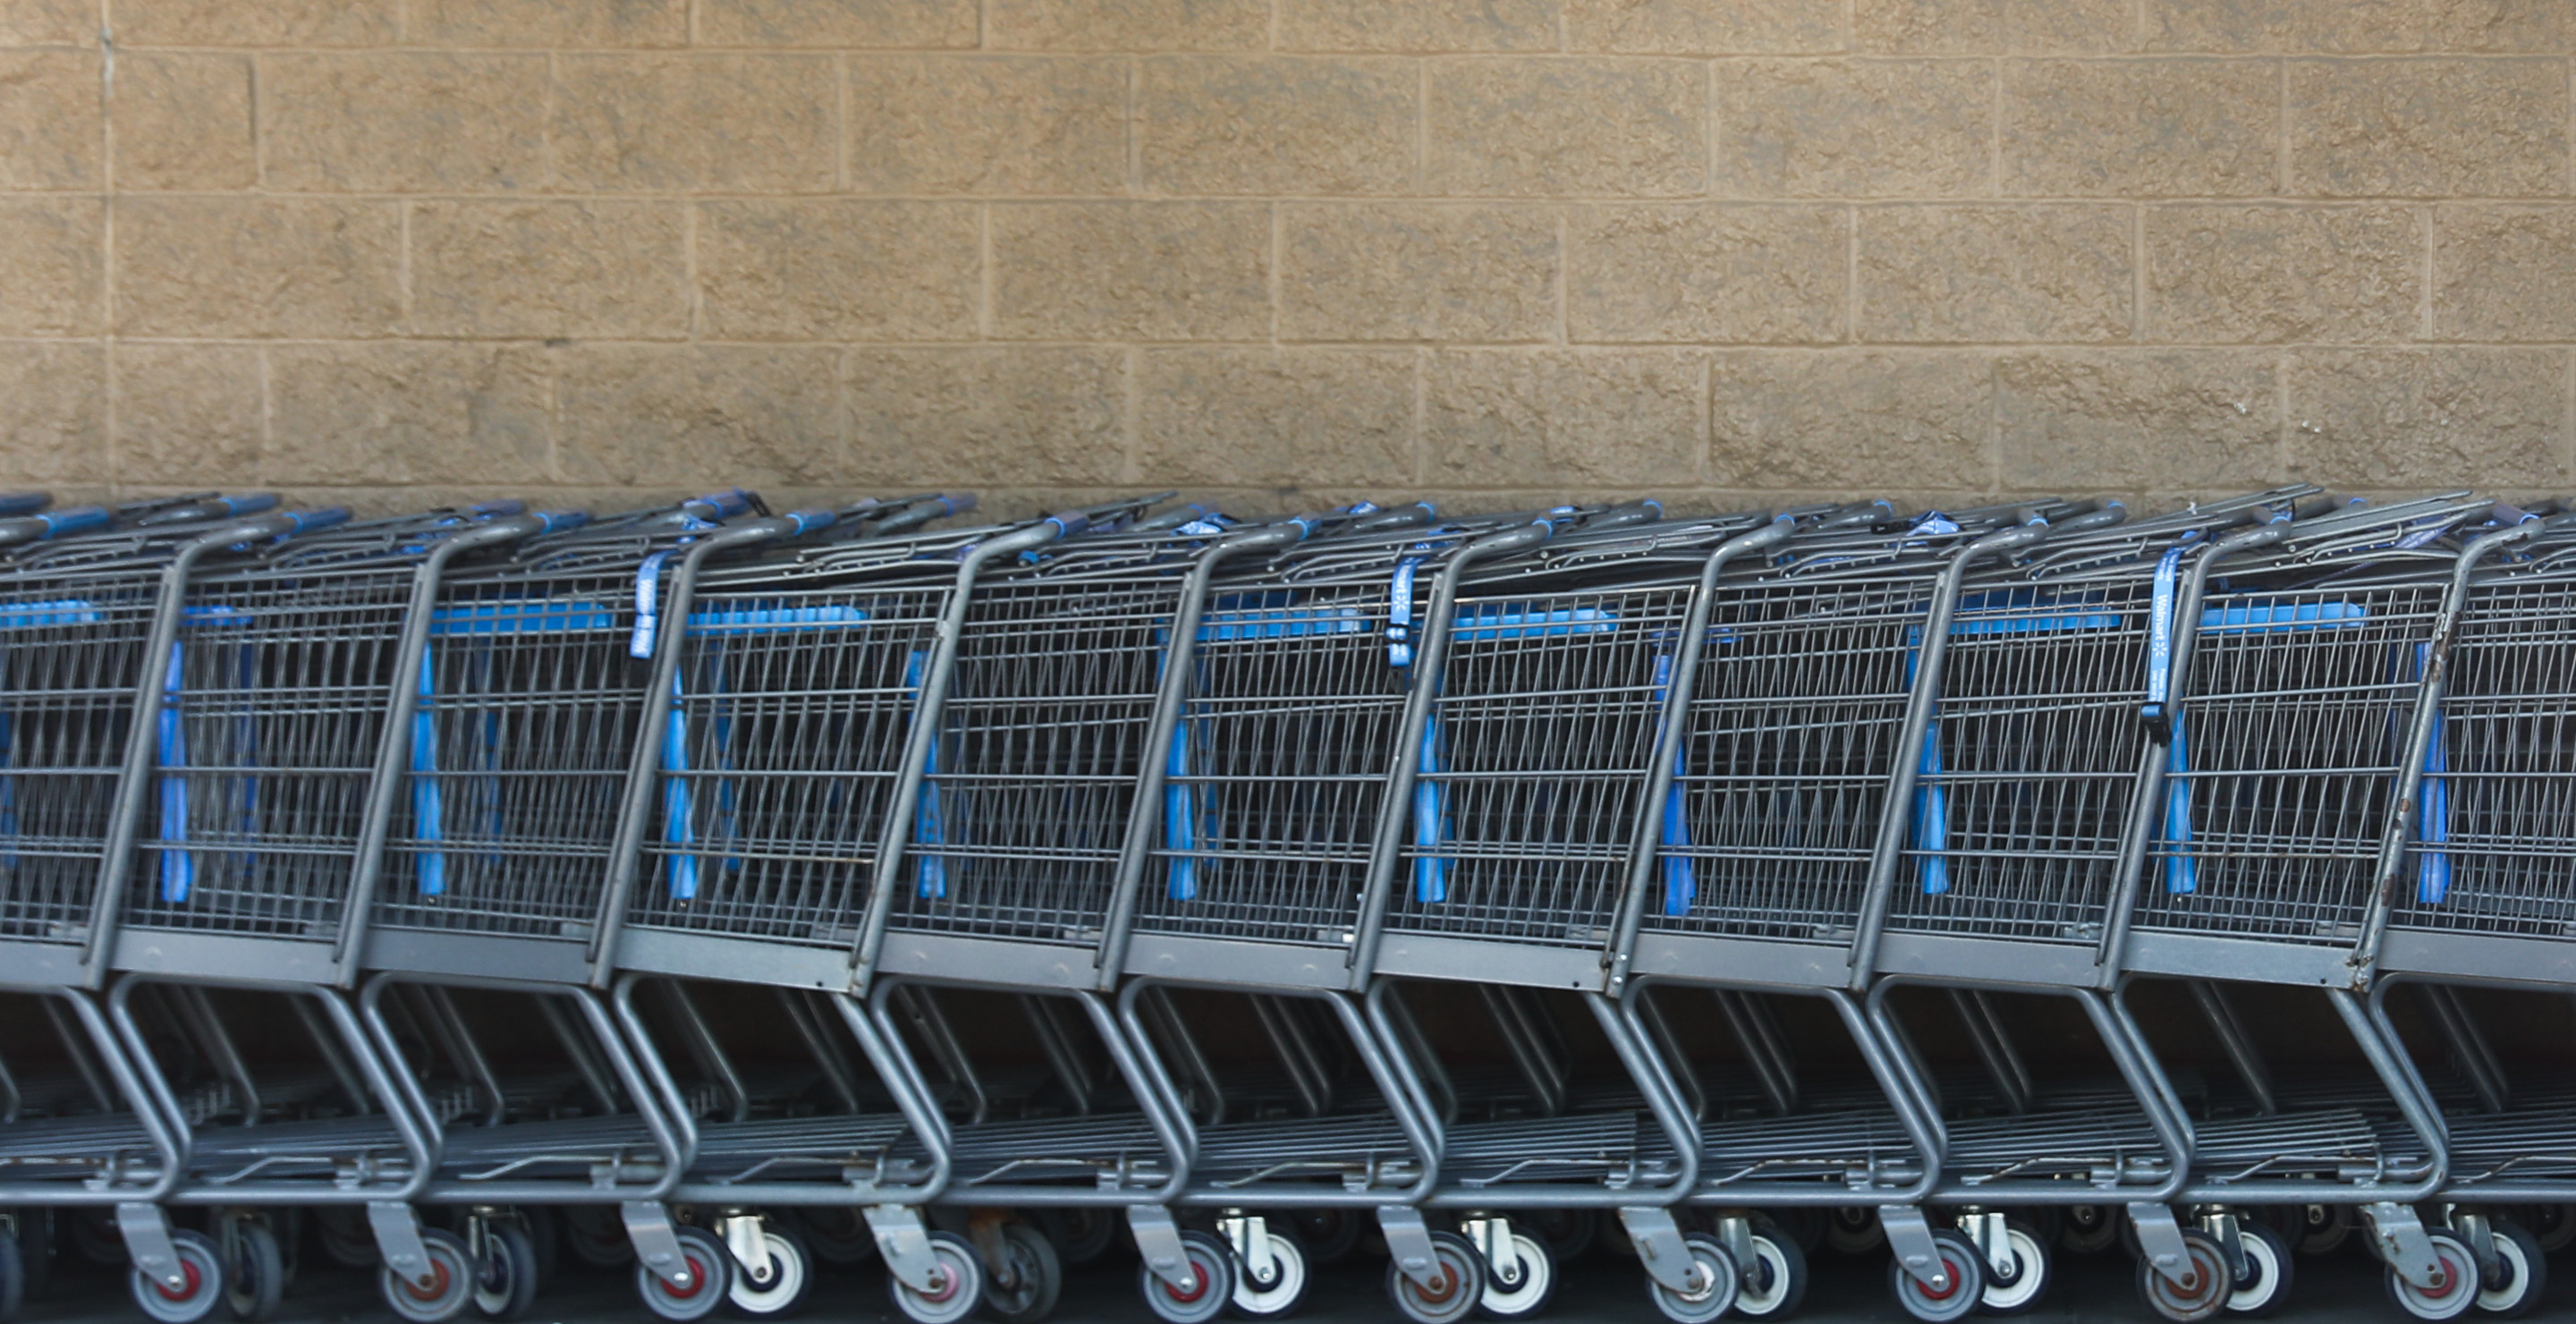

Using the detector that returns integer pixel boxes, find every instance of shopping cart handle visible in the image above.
[1213,520,1310,558]
[2290,494,2351,521]
[2208,518,2295,557]
[679,488,758,521]
[2487,501,2541,526]
[1130,503,1216,533]
[1346,502,1437,533]
[530,509,590,535]
[1580,498,1665,532]
[1465,518,1556,558]
[30,505,110,538]
[2041,501,2128,538]
[869,493,976,536]
[1813,499,1896,532]
[436,511,567,552]
[139,492,282,526]
[1960,521,2051,561]
[1041,509,1092,539]
[778,507,835,537]
[465,498,527,519]
[0,491,49,518]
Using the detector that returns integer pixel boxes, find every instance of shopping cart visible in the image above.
[2051,495,2494,1320]
[80,502,631,1324]
[2310,500,2576,1319]
[353,491,926,1324]
[608,496,1192,1324]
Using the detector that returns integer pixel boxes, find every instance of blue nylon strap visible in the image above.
[1386,557,1423,667]
[2140,546,2184,725]
[630,550,672,658]
[1651,653,1697,917]
[157,643,192,903]
[412,648,445,895]
[2415,642,2452,904]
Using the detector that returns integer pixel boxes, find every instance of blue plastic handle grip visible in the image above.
[468,498,527,518]
[284,506,352,535]
[36,505,110,537]
[215,494,281,517]
[1045,511,1091,538]
[682,488,755,520]
[0,492,49,517]
[532,510,590,535]
[781,509,835,537]
[939,493,979,518]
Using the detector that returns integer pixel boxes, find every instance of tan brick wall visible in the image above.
[4,0,2575,515]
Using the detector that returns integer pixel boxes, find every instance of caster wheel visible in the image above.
[1034,1209,1113,1269]
[1142,1231,1233,1324]
[1732,1226,1808,1320]
[2526,1206,2576,1256]
[2377,1230,2477,1322]
[221,1219,284,1322]
[2476,1222,2546,1319]
[1387,1231,1482,1324]
[314,1208,376,1270]
[382,1227,477,1324]
[637,1226,730,1323]
[724,1224,812,1320]
[1229,1223,1309,1320]
[2062,1206,2120,1256]
[890,1232,983,1324]
[2140,1229,2233,1324]
[2224,1219,2293,1318]
[562,1207,633,1270]
[786,1209,874,1269]
[1646,1234,1738,1324]
[1473,1230,1551,1320]
[13,1209,52,1303]
[1888,1230,1984,1323]
[132,1229,227,1324]
[1290,1211,1361,1268]
[978,1224,1059,1324]
[0,1227,23,1324]
[1826,1208,1886,1258]
[1518,1209,1595,1265]
[2295,1206,2353,1258]
[75,1209,127,1269]
[472,1221,541,1322]
[1979,1220,2051,1315]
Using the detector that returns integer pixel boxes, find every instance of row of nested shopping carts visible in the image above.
[3,483,2576,1324]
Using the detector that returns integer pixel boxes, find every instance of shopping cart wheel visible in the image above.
[12,1209,51,1302]
[786,1209,875,1268]
[1227,1221,1309,1319]
[1886,1230,1982,1323]
[2524,1206,2576,1256]
[131,1229,225,1324]
[637,1227,731,1324]
[470,1221,541,1322]
[1290,1211,1361,1268]
[1644,1234,1737,1324]
[1025,1211,1111,1270]
[1519,1209,1596,1264]
[2476,1222,2546,1319]
[976,1224,1059,1324]
[889,1231,982,1324]
[2061,1206,2119,1256]
[1825,1208,1885,1258]
[561,1208,634,1270]
[1976,1220,2051,1315]
[1471,1228,1551,1320]
[312,1209,376,1270]
[1386,1232,1481,1324]
[1141,1231,1233,1324]
[0,1222,23,1323]
[219,1218,284,1322]
[1729,1225,1808,1320]
[2385,1231,2477,1322]
[2221,1220,2292,1319]
[382,1227,477,1324]
[723,1223,813,1320]
[2293,1206,2352,1258]
[2138,1230,2232,1324]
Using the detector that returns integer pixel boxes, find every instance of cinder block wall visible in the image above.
[4,0,2573,515]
